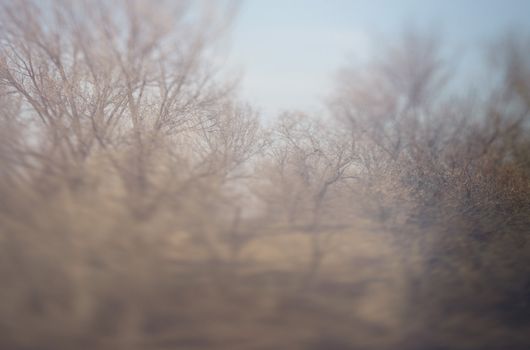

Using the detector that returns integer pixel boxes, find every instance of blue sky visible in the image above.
[228,0,530,117]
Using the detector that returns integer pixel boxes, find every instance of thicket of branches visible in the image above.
[1,1,529,349]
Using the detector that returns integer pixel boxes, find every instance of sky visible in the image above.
[227,0,530,118]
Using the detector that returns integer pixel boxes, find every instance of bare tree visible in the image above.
[0,0,248,211]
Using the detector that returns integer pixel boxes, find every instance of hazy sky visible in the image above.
[228,0,530,117]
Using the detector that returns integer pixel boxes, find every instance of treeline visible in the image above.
[0,1,529,349]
